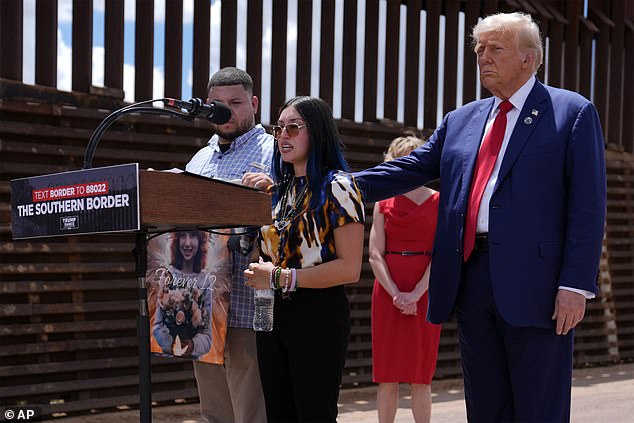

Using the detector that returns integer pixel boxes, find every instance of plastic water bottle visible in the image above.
[253,289,274,332]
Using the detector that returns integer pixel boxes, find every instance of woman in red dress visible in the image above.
[369,136,442,423]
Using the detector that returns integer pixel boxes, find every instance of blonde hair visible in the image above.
[472,12,543,74]
[385,136,425,161]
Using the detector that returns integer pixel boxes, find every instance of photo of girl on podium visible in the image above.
[146,230,232,363]
[152,231,212,358]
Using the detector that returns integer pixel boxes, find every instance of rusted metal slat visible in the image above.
[602,237,633,248]
[247,0,263,122]
[192,0,211,99]
[295,0,313,97]
[545,4,565,88]
[340,150,384,164]
[0,0,23,81]
[319,0,335,106]
[442,0,459,116]
[499,0,518,12]
[164,0,183,98]
[0,370,194,398]
[403,0,421,127]
[589,7,611,137]
[134,0,154,101]
[483,0,499,16]
[623,21,634,153]
[564,0,582,91]
[383,0,399,120]
[72,0,93,93]
[479,0,499,98]
[35,0,57,87]
[0,262,135,275]
[105,0,124,90]
[608,0,626,148]
[526,0,553,83]
[1,319,135,336]
[341,0,357,120]
[578,17,598,100]
[363,0,379,123]
[270,0,288,119]
[0,162,77,178]
[37,389,200,415]
[515,0,536,14]
[0,301,137,319]
[0,356,139,378]
[347,342,372,352]
[0,140,192,167]
[220,0,237,67]
[0,336,138,356]
[423,0,440,127]
[462,0,480,104]
[0,119,205,147]
[1,242,133,254]
[344,357,372,367]
[0,279,135,294]
[349,309,370,319]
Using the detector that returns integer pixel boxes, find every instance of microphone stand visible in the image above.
[83,98,209,169]
[82,99,207,423]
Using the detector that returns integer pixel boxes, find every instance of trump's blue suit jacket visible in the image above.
[354,80,606,328]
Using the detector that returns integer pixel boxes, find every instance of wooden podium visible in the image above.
[135,170,271,422]
[10,165,272,239]
[11,165,272,422]
[138,170,272,231]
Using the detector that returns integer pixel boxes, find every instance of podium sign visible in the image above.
[10,163,140,239]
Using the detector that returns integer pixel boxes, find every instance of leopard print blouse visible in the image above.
[259,170,365,270]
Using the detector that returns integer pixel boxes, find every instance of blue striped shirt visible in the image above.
[186,124,274,328]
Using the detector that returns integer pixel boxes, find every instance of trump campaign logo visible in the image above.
[60,215,79,231]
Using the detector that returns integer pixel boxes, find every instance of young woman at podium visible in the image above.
[242,96,365,422]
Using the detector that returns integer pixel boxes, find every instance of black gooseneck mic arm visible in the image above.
[82,98,229,169]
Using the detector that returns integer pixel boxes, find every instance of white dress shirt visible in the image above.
[476,75,594,299]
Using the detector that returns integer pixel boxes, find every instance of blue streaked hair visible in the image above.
[271,96,349,210]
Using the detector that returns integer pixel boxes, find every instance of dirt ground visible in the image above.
[51,362,634,422]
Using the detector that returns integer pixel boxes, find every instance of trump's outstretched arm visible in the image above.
[353,116,447,203]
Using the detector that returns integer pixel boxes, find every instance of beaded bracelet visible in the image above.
[274,266,283,289]
[269,266,277,290]
[282,269,290,293]
[269,267,299,292]
[290,268,297,292]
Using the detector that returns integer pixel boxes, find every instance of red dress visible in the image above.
[371,193,442,384]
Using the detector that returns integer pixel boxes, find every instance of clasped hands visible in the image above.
[243,257,275,290]
[392,292,420,316]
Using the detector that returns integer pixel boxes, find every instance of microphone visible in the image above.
[163,98,232,124]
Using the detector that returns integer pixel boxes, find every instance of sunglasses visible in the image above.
[271,123,307,138]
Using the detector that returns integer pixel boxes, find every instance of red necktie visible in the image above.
[463,100,513,261]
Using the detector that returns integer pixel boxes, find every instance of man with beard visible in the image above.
[186,67,273,423]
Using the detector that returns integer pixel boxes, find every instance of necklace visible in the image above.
[273,177,309,232]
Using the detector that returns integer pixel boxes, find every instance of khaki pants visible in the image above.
[193,328,266,423]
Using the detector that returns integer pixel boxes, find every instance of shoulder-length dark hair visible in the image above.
[271,96,349,209]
